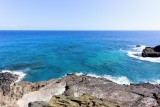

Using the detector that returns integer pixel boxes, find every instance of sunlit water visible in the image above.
[0,31,160,84]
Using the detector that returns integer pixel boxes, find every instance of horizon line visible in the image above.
[0,29,160,31]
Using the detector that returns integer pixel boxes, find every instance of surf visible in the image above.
[121,45,160,63]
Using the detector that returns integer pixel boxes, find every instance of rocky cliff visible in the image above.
[0,72,160,107]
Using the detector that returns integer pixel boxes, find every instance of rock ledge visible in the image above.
[0,73,160,107]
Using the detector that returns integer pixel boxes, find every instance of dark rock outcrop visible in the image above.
[0,72,18,95]
[154,45,160,52]
[136,45,141,47]
[142,45,160,57]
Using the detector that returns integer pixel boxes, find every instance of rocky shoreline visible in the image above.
[0,72,160,107]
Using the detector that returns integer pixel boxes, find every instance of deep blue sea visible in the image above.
[0,31,160,84]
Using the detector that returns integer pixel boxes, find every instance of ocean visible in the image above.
[0,31,160,84]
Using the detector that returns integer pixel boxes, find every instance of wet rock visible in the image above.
[142,45,160,57]
[136,45,141,47]
[154,45,160,52]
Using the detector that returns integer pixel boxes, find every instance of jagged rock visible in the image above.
[0,73,160,107]
[0,72,18,95]
[142,45,160,57]
[10,81,48,100]
[0,72,48,107]
[62,74,160,107]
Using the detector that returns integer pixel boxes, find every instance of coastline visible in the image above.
[1,31,160,84]
[0,72,160,107]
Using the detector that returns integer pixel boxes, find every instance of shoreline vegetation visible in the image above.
[0,72,160,107]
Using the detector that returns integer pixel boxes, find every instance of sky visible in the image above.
[0,0,160,30]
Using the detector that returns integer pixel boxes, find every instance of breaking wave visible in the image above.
[121,45,160,63]
[1,70,26,82]
[75,72,131,85]
[148,79,160,84]
[75,72,160,85]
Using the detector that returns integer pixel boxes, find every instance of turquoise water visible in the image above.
[0,31,160,84]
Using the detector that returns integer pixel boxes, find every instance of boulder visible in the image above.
[142,46,160,57]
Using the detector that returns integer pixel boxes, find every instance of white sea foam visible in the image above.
[75,72,131,85]
[148,79,160,84]
[1,70,26,82]
[75,72,84,76]
[75,72,160,85]
[132,45,146,51]
[127,51,160,63]
[121,45,160,63]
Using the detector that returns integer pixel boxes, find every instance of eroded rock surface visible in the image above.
[0,72,48,107]
[1,72,160,107]
[62,74,160,107]
[49,94,120,107]
[0,72,18,95]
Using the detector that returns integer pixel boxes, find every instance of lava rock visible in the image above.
[142,46,160,57]
[0,72,18,95]
[154,45,160,52]
[136,45,141,47]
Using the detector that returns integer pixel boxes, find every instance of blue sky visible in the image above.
[0,0,160,30]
